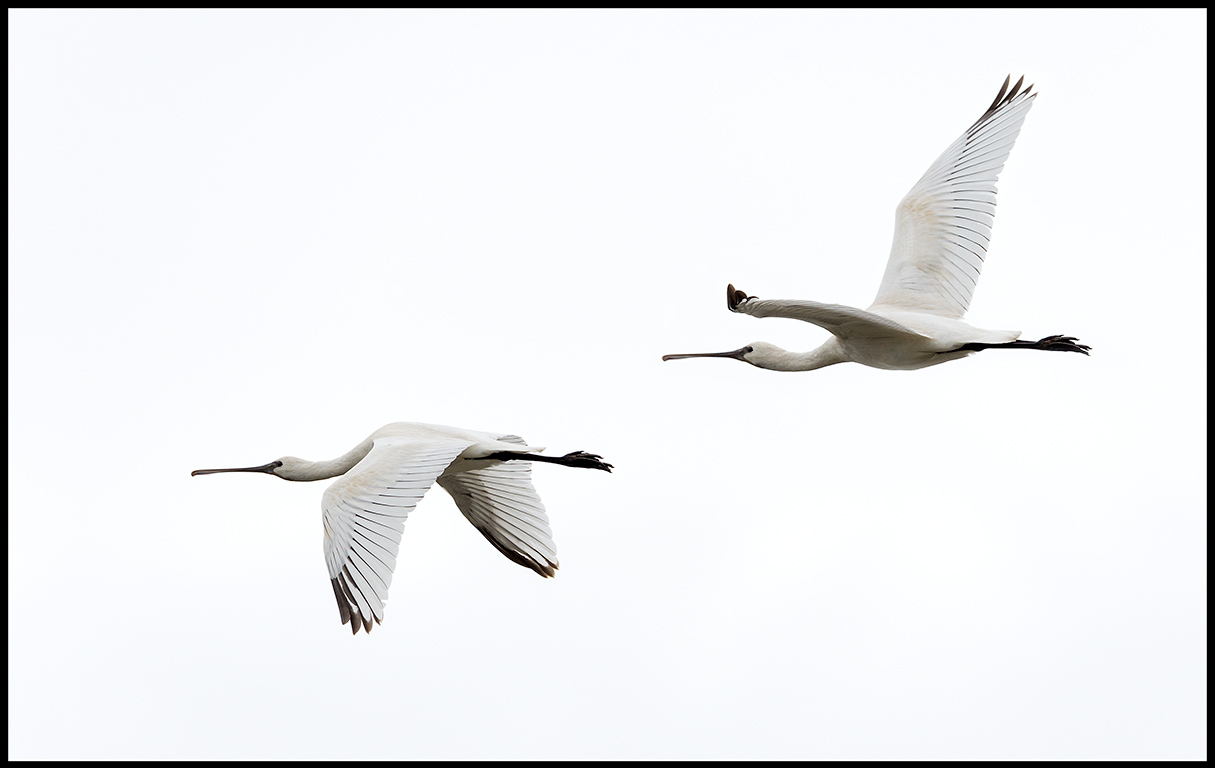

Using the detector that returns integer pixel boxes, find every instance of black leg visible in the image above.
[953,335,1091,355]
[479,450,613,472]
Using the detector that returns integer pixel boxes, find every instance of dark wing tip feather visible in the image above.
[1002,75,1026,108]
[336,571,368,635]
[986,74,1011,113]
[339,564,382,635]
[331,577,352,626]
[726,283,753,312]
[473,524,558,578]
[968,74,1035,134]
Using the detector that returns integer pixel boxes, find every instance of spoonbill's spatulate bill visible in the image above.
[663,76,1090,372]
[192,422,612,635]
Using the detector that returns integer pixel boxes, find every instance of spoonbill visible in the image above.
[663,76,1090,372]
[192,422,612,634]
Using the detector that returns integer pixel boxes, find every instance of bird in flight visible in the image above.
[193,422,611,634]
[663,75,1089,372]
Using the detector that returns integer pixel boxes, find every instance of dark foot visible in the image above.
[726,283,754,312]
[1034,335,1091,354]
[560,451,613,472]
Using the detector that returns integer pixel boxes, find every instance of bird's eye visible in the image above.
[743,346,754,354]
[272,461,284,468]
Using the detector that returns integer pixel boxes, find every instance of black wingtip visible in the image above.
[331,577,353,626]
[472,524,560,578]
[1003,75,1026,107]
[969,74,1035,134]
[726,283,752,312]
[986,74,1011,113]
[335,573,368,636]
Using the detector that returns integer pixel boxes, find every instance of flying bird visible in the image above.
[663,76,1089,372]
[192,422,612,634]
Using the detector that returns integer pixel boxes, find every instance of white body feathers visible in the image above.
[663,76,1092,372]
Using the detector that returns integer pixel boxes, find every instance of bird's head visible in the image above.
[662,342,781,367]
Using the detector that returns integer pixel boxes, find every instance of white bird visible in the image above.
[192,422,612,634]
[663,76,1089,372]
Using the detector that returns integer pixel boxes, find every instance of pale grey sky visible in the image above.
[9,9,1206,760]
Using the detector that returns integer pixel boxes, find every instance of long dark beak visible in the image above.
[191,461,281,477]
[662,346,751,362]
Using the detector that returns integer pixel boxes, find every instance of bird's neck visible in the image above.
[757,341,847,372]
[286,438,375,481]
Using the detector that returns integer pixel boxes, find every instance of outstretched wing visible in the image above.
[734,296,929,342]
[437,434,559,579]
[322,436,473,634]
[871,76,1037,318]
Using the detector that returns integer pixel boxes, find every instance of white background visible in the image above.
[9,9,1206,760]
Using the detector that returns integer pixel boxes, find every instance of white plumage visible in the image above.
[663,76,1090,372]
[193,422,611,634]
